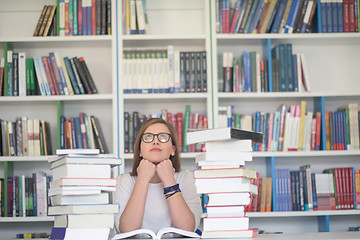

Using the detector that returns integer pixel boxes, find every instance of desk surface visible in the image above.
[253,232,360,240]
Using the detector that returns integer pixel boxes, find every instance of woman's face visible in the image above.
[140,123,176,164]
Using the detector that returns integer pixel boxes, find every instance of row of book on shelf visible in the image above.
[0,117,52,157]
[123,47,208,94]
[48,149,120,240]
[0,51,98,97]
[219,43,310,93]
[234,166,360,212]
[60,113,109,154]
[216,0,359,34]
[0,171,51,217]
[33,1,111,37]
[121,0,149,35]
[219,101,360,151]
[124,106,208,154]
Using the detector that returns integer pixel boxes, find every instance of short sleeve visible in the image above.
[112,173,136,233]
[177,171,202,231]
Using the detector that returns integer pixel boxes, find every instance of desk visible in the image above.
[253,232,360,240]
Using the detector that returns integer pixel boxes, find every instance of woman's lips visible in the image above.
[150,148,161,152]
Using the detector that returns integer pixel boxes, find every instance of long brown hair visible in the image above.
[130,118,181,176]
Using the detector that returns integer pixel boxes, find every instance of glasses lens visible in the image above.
[142,133,154,142]
[158,133,170,143]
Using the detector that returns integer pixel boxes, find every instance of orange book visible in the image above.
[315,112,321,150]
[260,178,267,212]
[265,177,272,212]
[65,0,70,36]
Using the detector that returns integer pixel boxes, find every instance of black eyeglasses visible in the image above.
[141,133,172,143]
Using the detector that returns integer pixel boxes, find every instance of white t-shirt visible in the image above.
[113,170,202,233]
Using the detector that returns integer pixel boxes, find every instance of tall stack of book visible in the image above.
[48,149,121,240]
[187,128,263,238]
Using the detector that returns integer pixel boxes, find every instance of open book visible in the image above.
[111,227,200,239]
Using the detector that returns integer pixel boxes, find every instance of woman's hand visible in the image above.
[156,159,176,187]
[136,159,156,183]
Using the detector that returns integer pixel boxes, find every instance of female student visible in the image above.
[113,118,202,234]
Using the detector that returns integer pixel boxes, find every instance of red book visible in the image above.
[92,0,96,35]
[338,168,344,210]
[334,168,341,210]
[78,0,83,35]
[310,117,316,151]
[175,112,183,152]
[46,57,60,95]
[253,172,260,212]
[65,0,70,35]
[348,167,354,209]
[229,0,242,33]
[41,56,56,95]
[348,0,356,32]
[0,61,4,96]
[344,167,350,209]
[315,112,321,150]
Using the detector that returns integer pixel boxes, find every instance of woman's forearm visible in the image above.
[119,178,149,232]
[167,195,196,232]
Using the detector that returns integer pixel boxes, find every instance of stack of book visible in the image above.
[48,149,121,240]
[187,128,263,238]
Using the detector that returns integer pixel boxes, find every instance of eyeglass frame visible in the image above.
[141,132,172,143]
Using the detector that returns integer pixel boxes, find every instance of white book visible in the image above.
[283,112,291,151]
[195,180,257,194]
[174,50,180,92]
[167,45,174,93]
[27,119,34,156]
[55,148,100,155]
[140,50,148,93]
[196,159,246,167]
[48,204,119,215]
[48,188,102,196]
[54,52,69,95]
[18,52,26,96]
[203,217,249,231]
[60,57,74,95]
[21,175,26,217]
[218,106,228,128]
[33,119,41,156]
[130,0,136,34]
[49,186,115,195]
[50,178,116,188]
[206,205,246,218]
[32,56,46,96]
[111,227,199,240]
[300,53,311,92]
[194,167,257,179]
[36,56,51,95]
[206,192,251,207]
[54,214,114,228]
[135,0,146,34]
[49,154,120,167]
[51,164,111,180]
[50,192,109,205]
[161,50,168,92]
[86,114,96,149]
[59,0,65,36]
[50,227,110,240]
[195,151,252,162]
[187,127,262,145]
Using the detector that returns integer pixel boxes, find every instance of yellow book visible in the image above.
[325,110,331,150]
[297,100,307,151]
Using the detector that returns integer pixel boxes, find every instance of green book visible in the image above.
[182,105,191,152]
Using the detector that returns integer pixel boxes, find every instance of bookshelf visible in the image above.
[210,0,360,234]
[117,0,213,173]
[1,0,360,238]
[0,0,118,239]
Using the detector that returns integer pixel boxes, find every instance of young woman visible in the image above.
[113,118,202,234]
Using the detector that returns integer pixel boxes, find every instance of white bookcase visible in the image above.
[1,0,360,238]
[0,0,118,239]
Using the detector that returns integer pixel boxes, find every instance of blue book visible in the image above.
[292,54,299,91]
[272,111,281,151]
[266,0,282,32]
[253,111,262,151]
[337,0,344,32]
[63,57,80,94]
[321,0,328,32]
[331,0,338,32]
[286,169,292,211]
[285,0,302,33]
[234,0,248,33]
[248,0,266,33]
[74,117,83,149]
[327,0,333,32]
[311,173,318,210]
[32,174,37,216]
[285,44,294,92]
[243,51,252,92]
[271,0,288,33]
[341,111,347,150]
[272,44,287,92]
[49,52,64,95]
